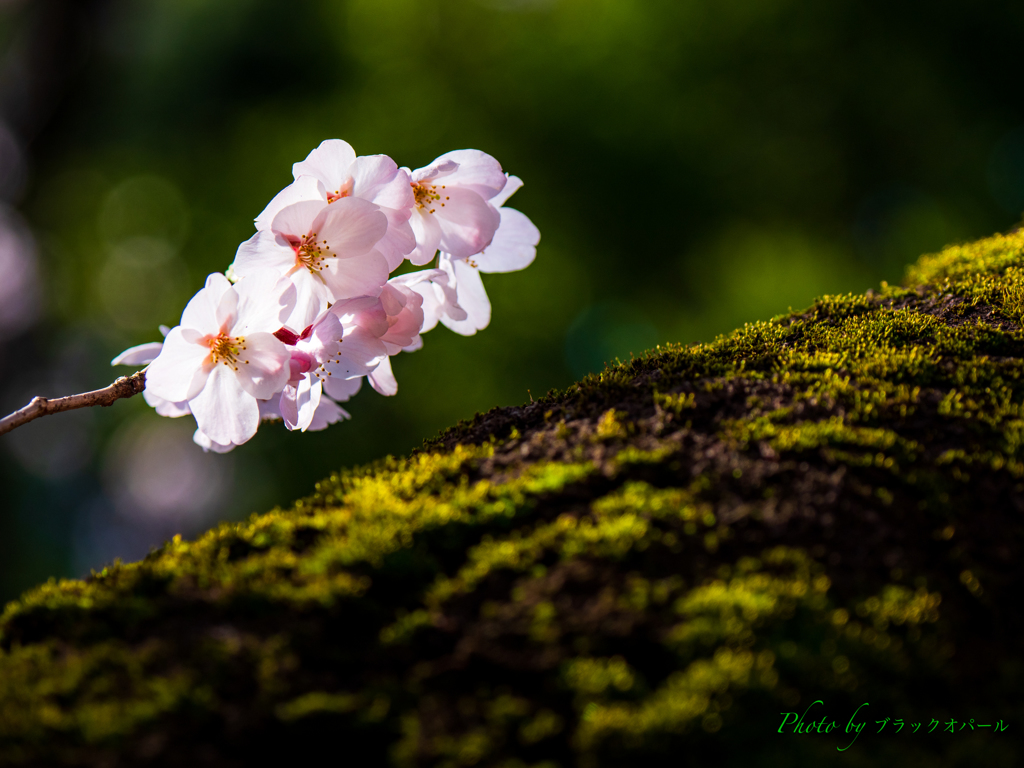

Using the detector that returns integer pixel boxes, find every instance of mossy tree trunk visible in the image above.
[3,232,1024,767]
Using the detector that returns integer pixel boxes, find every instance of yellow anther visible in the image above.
[296,232,333,272]
[209,333,246,366]
[413,182,441,211]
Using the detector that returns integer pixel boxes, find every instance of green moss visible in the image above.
[5,231,1024,766]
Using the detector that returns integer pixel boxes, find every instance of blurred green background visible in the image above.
[1,0,1023,602]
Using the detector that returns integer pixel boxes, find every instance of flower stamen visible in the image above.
[327,178,354,203]
[294,232,333,272]
[412,182,445,214]
[209,333,248,371]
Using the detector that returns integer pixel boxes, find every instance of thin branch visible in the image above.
[0,370,146,437]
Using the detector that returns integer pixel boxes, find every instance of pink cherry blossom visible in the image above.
[321,274,436,398]
[273,309,343,432]
[289,276,422,403]
[274,340,359,435]
[322,295,389,391]
[85,140,541,452]
[144,271,293,446]
[408,176,539,336]
[405,150,506,265]
[361,283,419,396]
[231,186,389,331]
[284,140,417,271]
[377,280,427,355]
[389,267,455,335]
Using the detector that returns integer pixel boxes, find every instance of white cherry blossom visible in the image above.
[405,150,506,265]
[472,175,540,273]
[231,185,389,330]
[110,341,164,368]
[142,389,192,418]
[193,428,235,454]
[111,326,190,417]
[436,254,491,336]
[144,271,293,446]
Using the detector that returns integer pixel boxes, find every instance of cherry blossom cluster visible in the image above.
[111,141,539,452]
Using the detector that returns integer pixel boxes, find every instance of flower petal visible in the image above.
[321,250,389,302]
[314,197,388,258]
[376,213,416,271]
[379,283,407,316]
[406,208,444,265]
[283,376,322,432]
[279,269,330,332]
[368,356,398,396]
[411,158,458,183]
[380,285,424,351]
[215,282,239,331]
[111,341,164,367]
[332,296,388,337]
[322,373,362,403]
[410,282,442,333]
[181,273,231,332]
[259,395,282,421]
[143,389,191,417]
[230,331,291,399]
[193,428,237,454]
[402,265,465,332]
[255,175,326,231]
[231,230,296,279]
[322,326,387,380]
[144,326,211,402]
[433,149,506,200]
[292,139,357,190]
[440,259,491,336]
[188,363,260,446]
[305,309,344,365]
[272,200,326,239]
[490,174,523,208]
[389,268,446,288]
[279,383,298,430]
[307,396,350,431]
[351,155,413,213]
[436,256,468,321]
[434,187,501,259]
[233,269,297,333]
[473,207,539,273]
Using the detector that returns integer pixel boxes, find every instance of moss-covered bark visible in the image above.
[4,232,1024,766]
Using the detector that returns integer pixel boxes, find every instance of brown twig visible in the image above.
[0,370,146,437]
